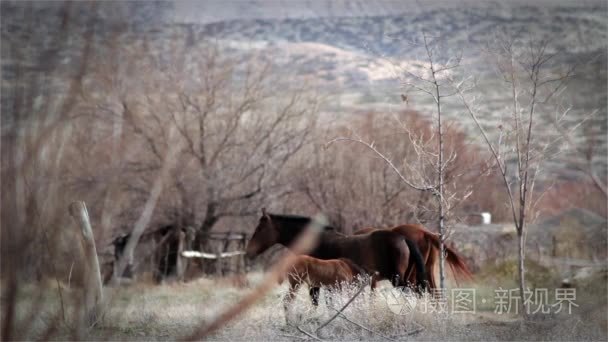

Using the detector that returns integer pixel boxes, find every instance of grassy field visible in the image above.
[4,269,606,341]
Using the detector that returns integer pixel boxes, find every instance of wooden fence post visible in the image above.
[242,235,249,273]
[238,235,246,274]
[215,245,222,277]
[68,201,103,326]
[221,233,230,274]
[176,231,186,281]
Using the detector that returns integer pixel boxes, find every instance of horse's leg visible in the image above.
[403,237,425,288]
[391,273,401,288]
[370,273,378,291]
[423,244,433,290]
[408,239,431,293]
[406,237,431,289]
[309,287,320,306]
[325,286,334,308]
[418,234,433,291]
[394,239,410,292]
[367,274,378,307]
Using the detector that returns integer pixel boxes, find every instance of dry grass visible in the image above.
[4,271,606,341]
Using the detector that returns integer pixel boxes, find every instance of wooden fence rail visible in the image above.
[181,250,245,259]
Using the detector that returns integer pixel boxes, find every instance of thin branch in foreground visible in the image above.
[315,276,369,334]
[297,325,324,341]
[327,308,396,341]
[183,214,327,341]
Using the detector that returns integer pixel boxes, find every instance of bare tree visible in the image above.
[454,33,577,316]
[111,125,184,283]
[292,107,493,238]
[327,32,471,290]
[298,113,437,231]
[395,32,467,291]
[82,37,320,278]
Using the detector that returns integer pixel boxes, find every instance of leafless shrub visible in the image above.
[284,110,501,235]
[453,31,589,316]
[74,35,322,280]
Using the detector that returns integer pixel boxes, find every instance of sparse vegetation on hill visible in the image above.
[1,1,606,340]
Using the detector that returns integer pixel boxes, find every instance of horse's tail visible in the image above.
[423,231,473,284]
[404,238,428,293]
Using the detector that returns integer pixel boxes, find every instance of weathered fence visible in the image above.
[107,228,249,282]
[186,232,249,277]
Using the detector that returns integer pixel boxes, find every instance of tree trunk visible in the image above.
[68,201,103,326]
[195,203,219,273]
[436,83,446,292]
[112,165,169,284]
[112,125,181,284]
[517,224,527,317]
[438,209,446,292]
[197,204,219,242]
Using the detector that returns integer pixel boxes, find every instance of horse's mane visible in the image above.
[268,213,336,231]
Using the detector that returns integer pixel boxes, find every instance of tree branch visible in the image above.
[326,137,435,192]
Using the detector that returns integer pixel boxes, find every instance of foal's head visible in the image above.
[245,208,279,258]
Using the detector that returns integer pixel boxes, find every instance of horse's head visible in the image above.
[245,208,279,259]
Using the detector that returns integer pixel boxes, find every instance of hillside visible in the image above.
[2,1,607,179]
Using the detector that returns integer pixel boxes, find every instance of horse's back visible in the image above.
[369,229,408,248]
[354,224,431,241]
[337,257,365,278]
[391,224,432,240]
[287,255,357,287]
[321,258,360,284]
[316,230,410,282]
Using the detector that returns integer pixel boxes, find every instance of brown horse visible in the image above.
[280,255,366,319]
[246,209,429,303]
[354,224,472,290]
